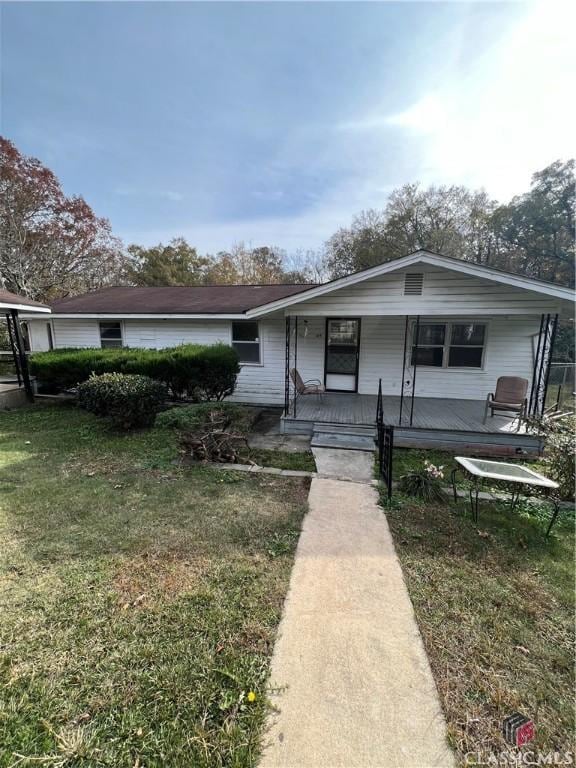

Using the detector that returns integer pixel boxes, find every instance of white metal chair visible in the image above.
[483,376,528,431]
[290,368,325,400]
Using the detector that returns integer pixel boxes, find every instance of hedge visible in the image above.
[78,373,167,430]
[30,344,240,401]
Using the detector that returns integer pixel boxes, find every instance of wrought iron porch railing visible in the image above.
[376,379,394,500]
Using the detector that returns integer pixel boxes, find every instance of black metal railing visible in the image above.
[528,313,559,417]
[5,310,34,401]
[376,379,394,499]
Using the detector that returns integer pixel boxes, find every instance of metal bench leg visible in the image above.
[545,499,561,538]
[468,478,480,523]
[450,468,459,503]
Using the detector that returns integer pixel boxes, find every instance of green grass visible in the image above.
[246,448,316,473]
[391,447,557,494]
[381,487,575,765]
[0,404,308,767]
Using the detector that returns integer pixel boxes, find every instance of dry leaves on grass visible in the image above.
[113,551,211,608]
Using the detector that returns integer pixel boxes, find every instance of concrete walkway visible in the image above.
[260,454,454,768]
[312,446,375,484]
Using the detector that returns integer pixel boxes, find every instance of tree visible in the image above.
[324,209,388,278]
[0,137,125,301]
[323,161,575,285]
[324,185,497,278]
[490,160,575,287]
[126,238,210,286]
[204,243,313,284]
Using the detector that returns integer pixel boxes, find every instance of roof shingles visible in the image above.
[0,289,50,310]
[50,284,315,315]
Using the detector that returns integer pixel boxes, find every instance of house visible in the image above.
[23,250,574,454]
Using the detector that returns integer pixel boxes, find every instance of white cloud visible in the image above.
[114,186,183,202]
[369,1,576,199]
[121,1,576,252]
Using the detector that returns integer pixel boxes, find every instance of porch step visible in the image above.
[313,422,376,437]
[311,430,376,452]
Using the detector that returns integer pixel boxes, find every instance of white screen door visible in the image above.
[325,318,360,392]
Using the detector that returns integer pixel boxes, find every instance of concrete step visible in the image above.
[311,431,376,452]
[313,422,376,437]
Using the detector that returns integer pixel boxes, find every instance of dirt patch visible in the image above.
[112,551,211,608]
[250,408,283,435]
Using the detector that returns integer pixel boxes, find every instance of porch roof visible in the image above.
[247,250,574,318]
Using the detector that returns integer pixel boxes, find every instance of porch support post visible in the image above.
[409,315,420,427]
[8,309,34,402]
[540,313,559,416]
[284,315,291,417]
[293,316,298,418]
[6,312,22,386]
[528,313,559,417]
[528,313,545,414]
[399,315,409,426]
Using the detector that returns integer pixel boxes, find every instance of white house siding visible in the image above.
[286,267,561,316]
[27,316,286,406]
[231,318,285,405]
[28,320,52,351]
[291,314,541,400]
[52,319,101,348]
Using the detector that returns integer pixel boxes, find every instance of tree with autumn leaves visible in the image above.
[0,137,125,301]
[1,137,573,300]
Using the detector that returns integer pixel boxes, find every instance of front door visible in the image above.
[324,318,361,392]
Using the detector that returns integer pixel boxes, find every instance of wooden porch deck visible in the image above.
[284,393,523,434]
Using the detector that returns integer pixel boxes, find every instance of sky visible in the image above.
[1,1,574,255]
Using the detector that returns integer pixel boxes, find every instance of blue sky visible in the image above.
[1,1,574,254]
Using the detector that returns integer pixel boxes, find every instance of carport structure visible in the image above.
[0,289,51,402]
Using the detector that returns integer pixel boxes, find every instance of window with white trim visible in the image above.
[411,322,486,368]
[231,320,261,364]
[99,322,123,349]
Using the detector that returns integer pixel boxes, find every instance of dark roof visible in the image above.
[50,284,316,314]
[0,289,50,310]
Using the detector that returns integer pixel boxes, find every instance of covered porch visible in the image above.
[283,392,524,433]
[279,310,558,456]
[280,392,543,455]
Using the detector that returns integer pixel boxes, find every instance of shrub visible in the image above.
[156,402,252,433]
[526,412,575,500]
[156,344,240,401]
[30,343,240,400]
[77,372,167,430]
[398,460,447,502]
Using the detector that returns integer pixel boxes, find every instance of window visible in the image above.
[99,322,123,349]
[411,324,445,367]
[448,323,486,368]
[231,321,260,364]
[411,322,486,368]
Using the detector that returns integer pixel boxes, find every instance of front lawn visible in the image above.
[383,489,574,765]
[0,405,308,767]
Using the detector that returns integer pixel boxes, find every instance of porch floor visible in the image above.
[284,393,523,434]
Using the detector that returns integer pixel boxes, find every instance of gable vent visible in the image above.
[404,272,424,295]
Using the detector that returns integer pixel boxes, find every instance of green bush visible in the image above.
[398,460,447,502]
[526,412,575,500]
[156,402,252,433]
[29,344,240,400]
[77,373,167,430]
